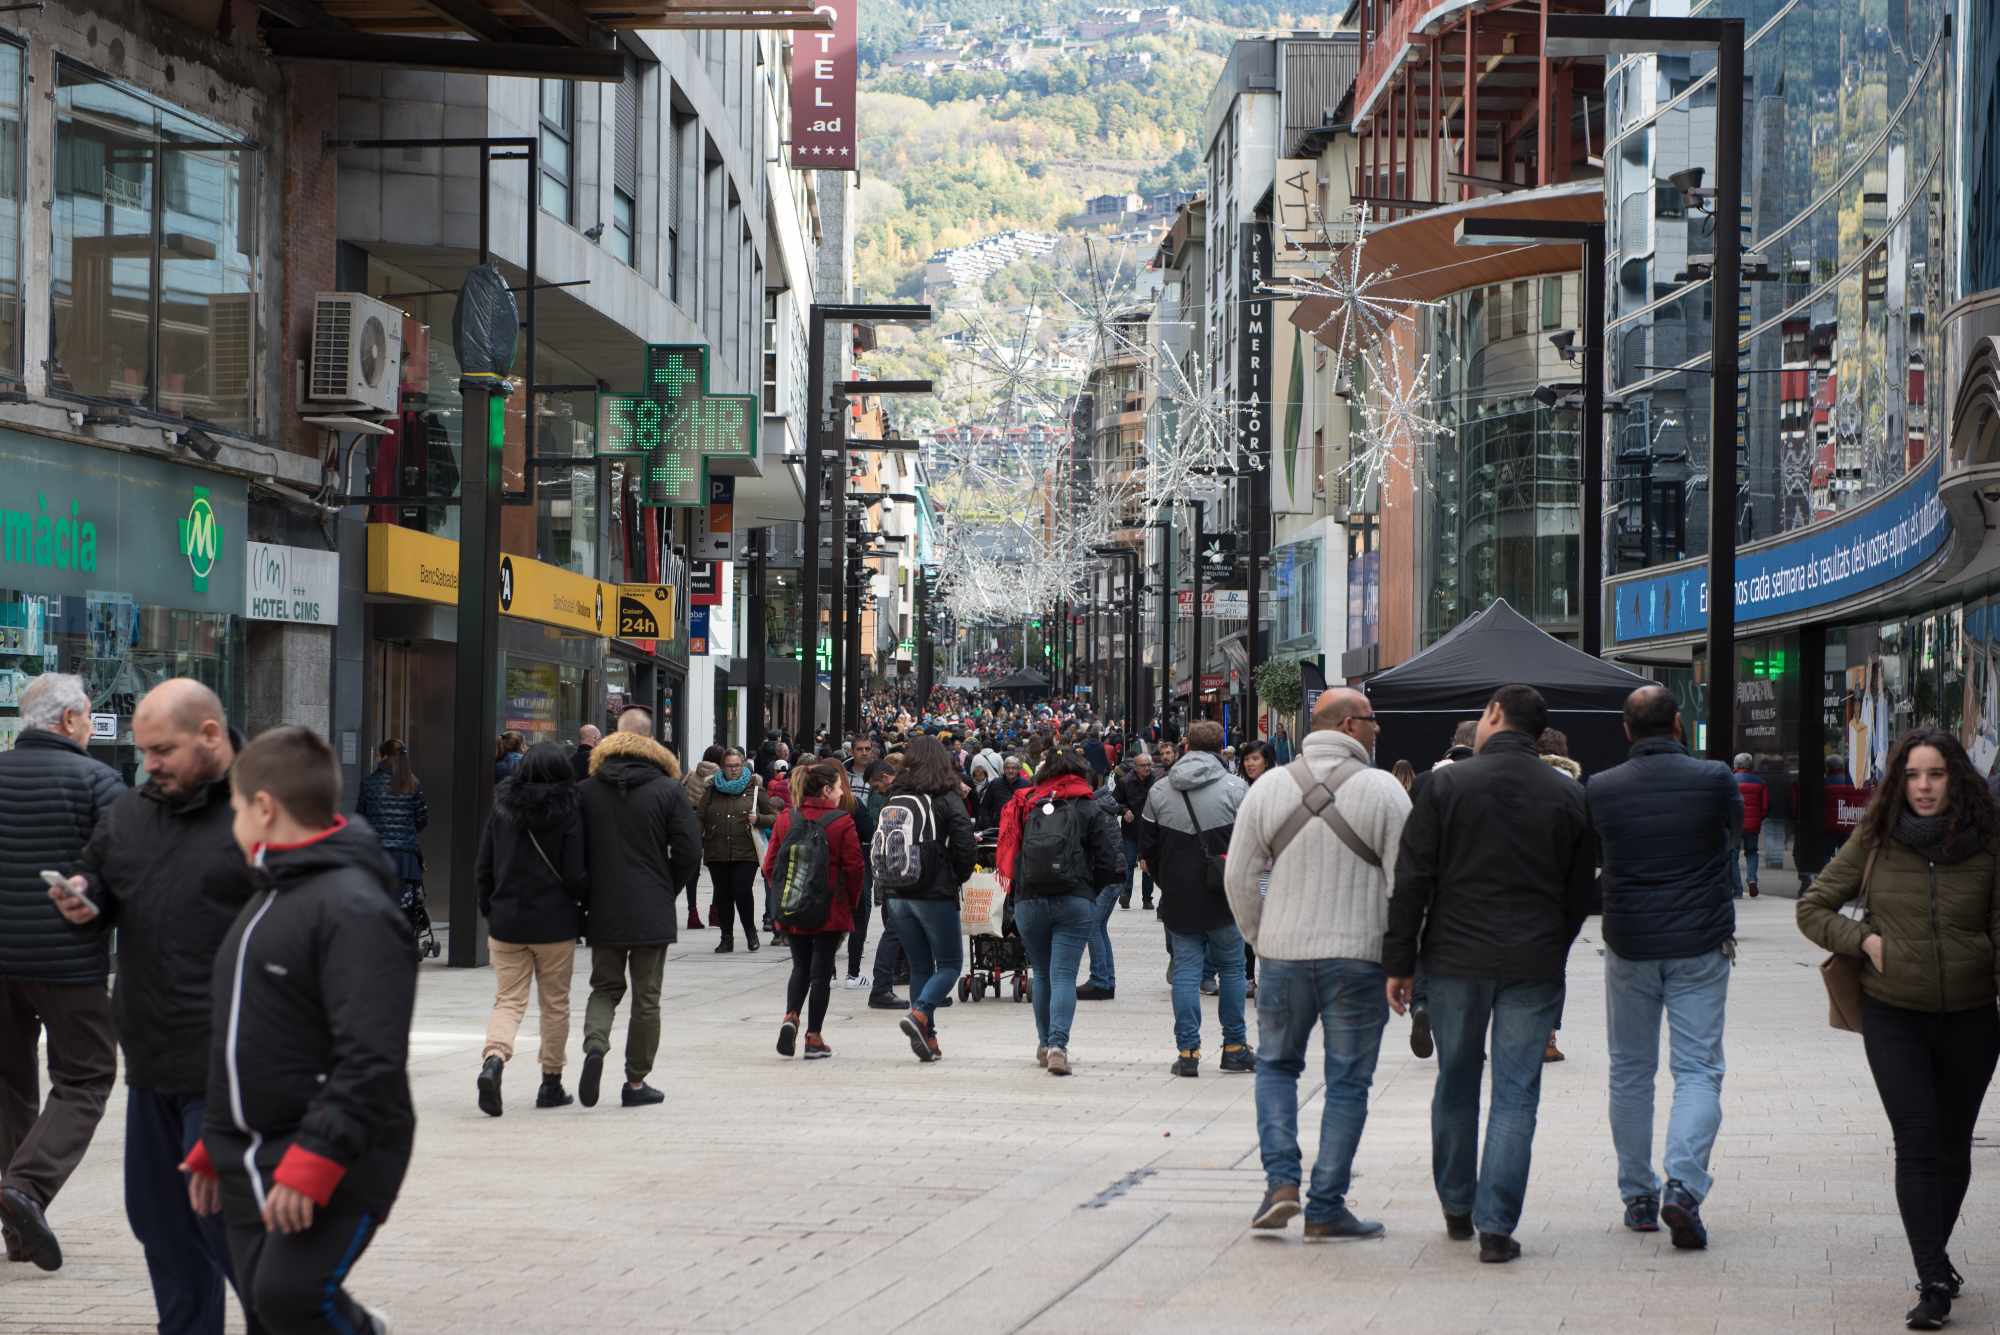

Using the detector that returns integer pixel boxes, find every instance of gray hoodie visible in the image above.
[1141,749,1248,836]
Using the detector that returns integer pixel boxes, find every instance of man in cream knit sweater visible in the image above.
[1226,688,1410,1241]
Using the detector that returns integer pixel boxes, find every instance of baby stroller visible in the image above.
[960,830,1030,1003]
[391,849,441,959]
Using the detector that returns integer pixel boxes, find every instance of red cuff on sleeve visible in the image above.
[180,1140,216,1179]
[272,1145,347,1207]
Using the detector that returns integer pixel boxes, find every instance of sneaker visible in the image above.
[843,974,868,989]
[777,1012,799,1058]
[1036,1045,1048,1068]
[763,916,775,933]
[1945,1264,1966,1298]
[1409,1005,1434,1059]
[1118,895,1131,909]
[1245,979,1257,1002]
[363,1304,393,1335]
[476,1055,504,1118]
[924,1031,942,1061]
[1171,1049,1200,1077]
[1200,976,1220,996]
[1907,1284,1953,1331]
[1304,1208,1385,1242]
[1250,1184,1301,1230]
[1219,1044,1255,1073]
[1623,1193,1660,1232]
[1075,982,1115,1001]
[0,1186,59,1272]
[534,1076,572,1109]
[1544,1035,1566,1063]
[1478,1232,1522,1264]
[802,1034,832,1060]
[620,1081,665,1107]
[1045,1048,1071,1076]
[868,992,908,1010]
[1443,1210,1475,1241]
[714,939,735,954]
[1660,1179,1707,1250]
[900,1010,937,1063]
[578,1050,605,1108]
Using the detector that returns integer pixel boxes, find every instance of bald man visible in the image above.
[617,706,654,736]
[572,723,602,782]
[53,679,260,1333]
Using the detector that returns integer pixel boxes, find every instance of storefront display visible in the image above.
[0,430,246,766]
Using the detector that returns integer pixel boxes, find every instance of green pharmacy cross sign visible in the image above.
[600,344,758,507]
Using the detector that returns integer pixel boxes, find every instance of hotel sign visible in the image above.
[789,2,858,169]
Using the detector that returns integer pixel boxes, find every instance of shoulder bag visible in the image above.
[1818,847,1875,1034]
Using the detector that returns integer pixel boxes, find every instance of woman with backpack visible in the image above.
[1797,729,2000,1331]
[761,761,864,1059]
[474,741,589,1115]
[995,751,1124,1075]
[878,736,977,1062]
[698,746,779,954]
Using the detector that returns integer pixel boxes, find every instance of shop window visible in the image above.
[539,80,574,223]
[0,40,20,381]
[51,63,258,433]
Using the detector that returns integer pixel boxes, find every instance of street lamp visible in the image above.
[1544,11,1745,759]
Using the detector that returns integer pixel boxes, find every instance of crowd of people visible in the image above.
[0,669,1994,1333]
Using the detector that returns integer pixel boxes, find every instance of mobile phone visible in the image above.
[40,869,98,916]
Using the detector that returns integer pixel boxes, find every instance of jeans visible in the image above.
[887,897,962,1024]
[870,909,904,997]
[1014,894,1096,1051]
[1862,995,2000,1286]
[1426,974,1566,1237]
[1122,834,1152,903]
[785,932,843,1032]
[1168,924,1247,1052]
[1254,958,1387,1221]
[848,880,873,977]
[1085,883,1119,989]
[1605,946,1730,1203]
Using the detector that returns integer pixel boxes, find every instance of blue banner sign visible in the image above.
[1610,453,1948,645]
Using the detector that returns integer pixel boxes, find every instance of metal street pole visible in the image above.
[747,526,767,740]
[1705,22,1744,761]
[1152,515,1172,731]
[800,310,827,749]
[844,548,863,732]
[1191,499,1204,722]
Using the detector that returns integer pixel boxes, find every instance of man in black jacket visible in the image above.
[0,673,125,1270]
[1112,751,1158,909]
[577,729,702,1109]
[569,723,601,781]
[1385,685,1595,1264]
[50,679,259,1333]
[1586,685,1739,1250]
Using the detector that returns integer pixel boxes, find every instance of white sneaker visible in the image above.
[843,974,867,989]
[363,1305,392,1334]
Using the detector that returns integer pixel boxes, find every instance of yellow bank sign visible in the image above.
[367,525,612,637]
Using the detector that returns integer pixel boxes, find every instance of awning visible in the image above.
[1292,180,1604,351]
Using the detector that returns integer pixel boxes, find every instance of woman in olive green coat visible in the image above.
[698,747,779,953]
[1797,728,2000,1331]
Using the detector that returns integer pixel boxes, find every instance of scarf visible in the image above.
[711,769,754,797]
[1894,809,1985,865]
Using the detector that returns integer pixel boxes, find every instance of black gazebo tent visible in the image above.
[1364,599,1652,778]
[989,668,1049,699]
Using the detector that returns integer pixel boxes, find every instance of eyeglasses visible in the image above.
[1344,715,1380,726]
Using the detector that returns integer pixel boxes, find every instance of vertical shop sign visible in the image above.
[1238,221,1272,466]
[789,2,858,169]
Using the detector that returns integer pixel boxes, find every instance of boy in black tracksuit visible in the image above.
[179,727,416,1335]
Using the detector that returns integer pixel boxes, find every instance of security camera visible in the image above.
[1668,167,1706,196]
[1549,330,1579,364]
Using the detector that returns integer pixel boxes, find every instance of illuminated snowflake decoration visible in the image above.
[1144,346,1254,507]
[1273,203,1441,379]
[1054,237,1149,364]
[955,306,1078,424]
[1347,350,1452,499]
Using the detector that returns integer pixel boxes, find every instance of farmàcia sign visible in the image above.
[2,493,98,571]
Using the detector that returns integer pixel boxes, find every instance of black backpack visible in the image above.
[1016,796,1095,898]
[772,809,844,931]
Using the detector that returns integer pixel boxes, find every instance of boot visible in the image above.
[477,1055,504,1117]
[534,1074,572,1108]
[687,906,704,930]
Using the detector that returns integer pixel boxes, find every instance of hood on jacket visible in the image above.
[495,773,579,830]
[1542,754,1584,781]
[1168,749,1231,791]
[588,730,681,783]
[1029,774,1098,803]
[257,815,399,899]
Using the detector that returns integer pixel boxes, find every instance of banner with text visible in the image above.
[1176,588,1250,618]
[789,1,858,169]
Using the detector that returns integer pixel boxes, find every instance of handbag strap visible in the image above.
[524,828,561,881]
[1857,846,1876,914]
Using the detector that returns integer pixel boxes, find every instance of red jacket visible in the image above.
[1734,770,1769,833]
[761,797,863,934]
[995,774,1098,889]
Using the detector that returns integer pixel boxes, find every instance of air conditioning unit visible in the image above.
[308,292,402,416]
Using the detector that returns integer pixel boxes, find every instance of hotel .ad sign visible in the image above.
[789,2,858,169]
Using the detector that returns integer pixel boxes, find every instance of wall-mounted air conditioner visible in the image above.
[308,292,403,416]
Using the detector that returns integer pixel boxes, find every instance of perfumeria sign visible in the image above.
[1610,452,1949,645]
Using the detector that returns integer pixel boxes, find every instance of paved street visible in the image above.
[2,890,1993,1334]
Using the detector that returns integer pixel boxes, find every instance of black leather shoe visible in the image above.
[714,939,735,954]
[620,1081,665,1107]
[1478,1232,1521,1264]
[1409,1006,1434,1059]
[3,1223,25,1263]
[0,1185,60,1271]
[578,1050,605,1108]
[534,1076,572,1109]
[1075,983,1115,1001]
[1443,1211,1475,1241]
[868,992,908,1010]
[476,1055,504,1117]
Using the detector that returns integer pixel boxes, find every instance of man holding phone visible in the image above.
[0,673,125,1271]
[49,679,260,1335]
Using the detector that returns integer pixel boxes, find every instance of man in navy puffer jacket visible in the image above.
[1585,685,1740,1253]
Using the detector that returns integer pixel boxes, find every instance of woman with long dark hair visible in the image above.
[698,746,778,953]
[359,738,429,913]
[1798,729,2000,1330]
[882,735,976,1062]
[475,741,589,1115]
[494,730,527,782]
[761,762,863,1058]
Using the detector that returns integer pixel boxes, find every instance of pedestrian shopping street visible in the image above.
[2,890,1990,1335]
